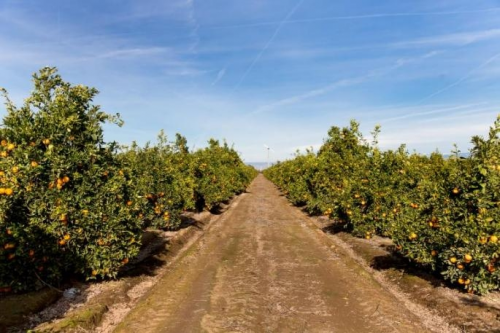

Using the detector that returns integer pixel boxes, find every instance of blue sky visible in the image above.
[1,0,500,162]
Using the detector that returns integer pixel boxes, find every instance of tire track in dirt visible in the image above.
[114,175,432,332]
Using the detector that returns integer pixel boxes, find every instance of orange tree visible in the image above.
[392,119,500,294]
[192,139,257,211]
[264,150,318,208]
[119,132,196,230]
[0,68,142,292]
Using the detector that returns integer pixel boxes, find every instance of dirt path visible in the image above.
[114,175,432,333]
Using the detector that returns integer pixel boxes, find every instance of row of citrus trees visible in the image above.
[0,68,257,293]
[264,119,500,295]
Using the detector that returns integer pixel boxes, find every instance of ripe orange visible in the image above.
[457,264,464,270]
[431,250,438,256]
[6,143,14,151]
[449,257,457,264]
[464,254,472,263]
[458,278,465,285]
[408,232,417,240]
[490,235,498,243]
[31,161,38,167]
[452,187,460,194]
[122,258,129,264]
[59,239,66,246]
[11,166,19,173]
[63,234,70,241]
[0,140,6,147]
[42,138,50,145]
[126,200,133,206]
[91,270,98,276]
[5,188,13,196]
[4,243,15,250]
[488,264,496,273]
[29,249,35,257]
[62,176,70,183]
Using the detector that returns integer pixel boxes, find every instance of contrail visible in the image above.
[247,51,439,116]
[233,0,306,90]
[210,7,500,30]
[417,50,500,104]
[380,103,488,123]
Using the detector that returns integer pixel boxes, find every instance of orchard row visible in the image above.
[0,68,257,292]
[264,119,500,294]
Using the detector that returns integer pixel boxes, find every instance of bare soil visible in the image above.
[114,175,442,332]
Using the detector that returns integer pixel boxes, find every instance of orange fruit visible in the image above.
[450,257,457,264]
[6,143,14,151]
[4,243,15,250]
[58,239,66,246]
[91,270,98,276]
[5,188,13,196]
[31,161,38,167]
[11,166,19,174]
[0,140,6,147]
[63,234,70,241]
[62,176,70,183]
[29,249,35,257]
[126,200,133,206]
[458,278,465,285]
[452,188,460,194]
[122,258,129,264]
[490,235,498,243]
[457,264,464,270]
[464,254,472,263]
[42,138,50,145]
[431,250,438,256]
